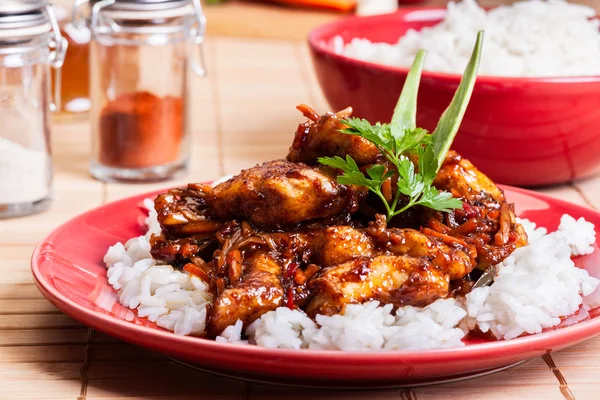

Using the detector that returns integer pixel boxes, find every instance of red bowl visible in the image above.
[308,8,600,187]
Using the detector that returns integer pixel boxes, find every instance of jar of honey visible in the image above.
[52,4,90,119]
[73,0,207,182]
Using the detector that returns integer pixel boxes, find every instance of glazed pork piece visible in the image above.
[306,254,449,317]
[154,183,219,237]
[287,104,379,166]
[150,184,221,267]
[311,226,375,267]
[205,160,366,227]
[367,215,477,281]
[305,215,477,316]
[208,252,285,336]
[424,151,528,269]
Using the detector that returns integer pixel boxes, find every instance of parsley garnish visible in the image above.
[319,31,484,222]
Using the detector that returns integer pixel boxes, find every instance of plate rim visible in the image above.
[30,184,600,364]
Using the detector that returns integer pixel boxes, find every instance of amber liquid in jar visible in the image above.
[51,7,90,120]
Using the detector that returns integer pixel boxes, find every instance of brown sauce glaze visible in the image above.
[148,105,529,336]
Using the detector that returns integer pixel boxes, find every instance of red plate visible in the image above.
[31,185,600,387]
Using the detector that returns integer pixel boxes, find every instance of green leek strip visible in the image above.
[431,31,484,171]
[391,49,426,132]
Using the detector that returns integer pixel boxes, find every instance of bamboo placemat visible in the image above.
[3,6,600,398]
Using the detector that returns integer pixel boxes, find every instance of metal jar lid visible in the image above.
[75,0,207,76]
[0,0,48,15]
[90,0,191,12]
[0,1,68,111]
[0,0,67,66]
[87,0,200,22]
[0,1,51,41]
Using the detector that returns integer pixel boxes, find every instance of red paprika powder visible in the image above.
[98,91,184,169]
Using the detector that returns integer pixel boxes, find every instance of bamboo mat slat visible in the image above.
[0,299,63,314]
[0,314,84,330]
[2,381,82,400]
[0,362,82,381]
[0,329,118,346]
[2,10,600,399]
[2,344,166,364]
[0,284,47,300]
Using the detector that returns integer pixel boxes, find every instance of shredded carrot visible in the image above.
[267,0,355,12]
[428,218,451,234]
[380,178,393,203]
[183,263,210,282]
[494,203,511,246]
[449,218,479,236]
[304,264,320,279]
[215,278,225,296]
[422,227,469,248]
[488,209,500,220]
[294,269,307,285]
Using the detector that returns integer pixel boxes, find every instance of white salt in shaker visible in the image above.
[0,0,67,218]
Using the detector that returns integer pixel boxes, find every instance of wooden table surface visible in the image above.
[3,1,600,399]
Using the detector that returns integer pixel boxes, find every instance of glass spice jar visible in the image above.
[0,0,67,219]
[73,0,207,182]
[51,4,91,120]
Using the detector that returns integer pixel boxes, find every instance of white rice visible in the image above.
[516,217,547,243]
[103,199,212,336]
[464,216,599,340]
[103,200,599,350]
[557,214,597,256]
[238,299,466,351]
[334,0,600,77]
[215,320,248,345]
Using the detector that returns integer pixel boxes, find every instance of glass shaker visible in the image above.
[52,4,91,120]
[0,0,67,219]
[73,0,207,182]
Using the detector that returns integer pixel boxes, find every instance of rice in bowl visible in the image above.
[333,0,600,77]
